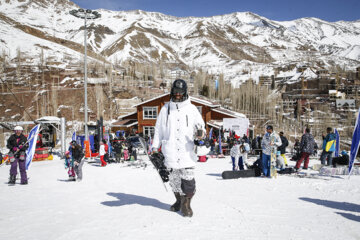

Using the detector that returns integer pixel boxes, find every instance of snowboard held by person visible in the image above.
[152,79,205,217]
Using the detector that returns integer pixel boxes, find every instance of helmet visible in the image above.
[70,140,77,146]
[341,150,348,156]
[170,79,188,102]
[65,151,70,155]
[14,126,23,131]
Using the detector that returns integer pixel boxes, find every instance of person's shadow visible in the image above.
[101,192,171,212]
[300,197,360,222]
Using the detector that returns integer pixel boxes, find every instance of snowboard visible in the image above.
[269,134,277,178]
[222,169,261,179]
[277,167,295,175]
[139,137,168,192]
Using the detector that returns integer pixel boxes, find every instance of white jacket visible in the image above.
[99,145,105,156]
[152,98,205,169]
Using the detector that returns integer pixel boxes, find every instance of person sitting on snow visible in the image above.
[332,150,349,168]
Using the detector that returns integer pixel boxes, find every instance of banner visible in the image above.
[349,108,360,176]
[219,130,222,154]
[25,124,41,170]
[334,128,340,157]
[72,131,76,141]
[209,128,213,139]
[107,131,112,156]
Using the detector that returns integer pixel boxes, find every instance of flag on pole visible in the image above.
[349,108,360,176]
[72,131,76,141]
[219,130,222,154]
[334,128,340,157]
[209,128,213,139]
[107,132,112,156]
[25,124,41,170]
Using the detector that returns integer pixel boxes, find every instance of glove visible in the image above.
[151,148,158,154]
[12,147,18,152]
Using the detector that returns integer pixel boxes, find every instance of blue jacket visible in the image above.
[322,133,336,152]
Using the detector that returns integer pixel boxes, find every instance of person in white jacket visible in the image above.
[152,79,205,217]
[261,125,282,177]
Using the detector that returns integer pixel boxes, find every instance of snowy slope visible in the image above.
[0,0,359,84]
[0,153,359,240]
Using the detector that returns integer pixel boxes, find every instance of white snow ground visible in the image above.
[0,153,360,240]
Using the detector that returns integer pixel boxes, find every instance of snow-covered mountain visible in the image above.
[0,0,359,83]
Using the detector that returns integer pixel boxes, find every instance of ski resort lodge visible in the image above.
[112,93,252,138]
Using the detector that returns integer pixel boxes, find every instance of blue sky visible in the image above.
[71,0,360,22]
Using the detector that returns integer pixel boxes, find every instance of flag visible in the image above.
[107,132,112,156]
[209,128,213,139]
[349,108,360,176]
[334,128,340,157]
[25,124,41,170]
[72,131,76,141]
[219,131,222,154]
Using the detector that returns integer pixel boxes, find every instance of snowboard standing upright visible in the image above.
[270,134,278,178]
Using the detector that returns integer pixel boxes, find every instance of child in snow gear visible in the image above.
[64,151,75,181]
[7,126,29,185]
[152,79,205,217]
[99,140,107,167]
[69,141,85,181]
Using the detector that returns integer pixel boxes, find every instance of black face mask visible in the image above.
[172,93,186,102]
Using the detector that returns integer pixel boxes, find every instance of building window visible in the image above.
[144,126,155,137]
[143,107,157,119]
[196,106,202,114]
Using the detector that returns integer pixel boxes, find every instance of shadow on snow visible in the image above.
[101,192,171,211]
[300,197,360,222]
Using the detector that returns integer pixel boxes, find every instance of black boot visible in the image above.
[180,195,193,217]
[8,175,16,185]
[170,192,181,212]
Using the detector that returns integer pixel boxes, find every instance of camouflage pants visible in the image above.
[169,168,196,197]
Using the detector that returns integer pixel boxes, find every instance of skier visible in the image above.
[69,140,85,181]
[64,151,75,181]
[261,125,282,177]
[152,79,205,217]
[7,126,29,185]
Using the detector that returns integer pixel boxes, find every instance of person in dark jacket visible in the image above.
[294,128,315,170]
[7,126,29,185]
[69,140,85,181]
[332,150,349,167]
[113,141,123,163]
[278,132,289,166]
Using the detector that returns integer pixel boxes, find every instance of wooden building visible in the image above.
[114,93,249,137]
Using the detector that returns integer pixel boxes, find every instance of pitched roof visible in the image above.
[211,107,247,119]
[133,93,221,108]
